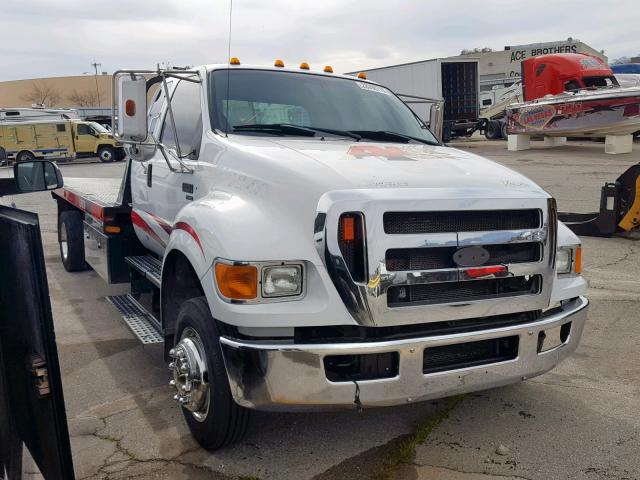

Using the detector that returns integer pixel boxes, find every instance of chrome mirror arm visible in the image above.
[157,143,194,174]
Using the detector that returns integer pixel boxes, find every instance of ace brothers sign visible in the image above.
[506,44,579,77]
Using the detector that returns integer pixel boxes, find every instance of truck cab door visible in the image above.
[73,122,97,154]
[0,204,74,479]
[131,77,204,254]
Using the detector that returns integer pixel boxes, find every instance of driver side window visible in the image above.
[160,78,202,159]
[76,124,92,135]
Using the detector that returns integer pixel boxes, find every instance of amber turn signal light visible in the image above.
[125,99,136,117]
[340,215,356,242]
[574,247,582,274]
[215,263,258,300]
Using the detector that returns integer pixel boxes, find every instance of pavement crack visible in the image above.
[418,463,534,480]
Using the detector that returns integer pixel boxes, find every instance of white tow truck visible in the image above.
[52,59,588,450]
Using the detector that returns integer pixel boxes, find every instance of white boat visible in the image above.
[507,86,640,137]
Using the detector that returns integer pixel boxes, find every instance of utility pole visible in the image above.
[91,59,102,106]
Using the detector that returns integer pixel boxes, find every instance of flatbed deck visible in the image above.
[60,177,123,208]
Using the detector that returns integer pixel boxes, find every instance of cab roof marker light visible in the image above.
[274,59,285,67]
[357,72,367,79]
[300,62,310,70]
[323,65,333,73]
[229,57,241,65]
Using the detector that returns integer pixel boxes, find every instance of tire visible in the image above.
[173,297,249,450]
[485,120,500,140]
[500,121,508,140]
[16,150,35,163]
[59,210,86,272]
[97,145,115,163]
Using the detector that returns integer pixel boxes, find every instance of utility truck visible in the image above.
[0,118,123,164]
[52,60,588,450]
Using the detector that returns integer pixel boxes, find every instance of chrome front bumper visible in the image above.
[219,296,588,411]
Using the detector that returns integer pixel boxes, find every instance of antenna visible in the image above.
[91,58,102,106]
[225,0,233,137]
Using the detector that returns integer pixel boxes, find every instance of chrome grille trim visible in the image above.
[316,190,556,327]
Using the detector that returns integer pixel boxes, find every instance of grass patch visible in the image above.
[375,395,465,480]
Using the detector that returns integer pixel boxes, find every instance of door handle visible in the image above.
[147,164,153,188]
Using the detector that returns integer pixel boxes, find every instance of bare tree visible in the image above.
[21,81,62,107]
[67,89,102,107]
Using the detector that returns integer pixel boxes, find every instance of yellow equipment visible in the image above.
[558,163,640,236]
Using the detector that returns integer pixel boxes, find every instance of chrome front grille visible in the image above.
[386,242,542,271]
[317,191,556,327]
[387,275,542,307]
[383,209,541,234]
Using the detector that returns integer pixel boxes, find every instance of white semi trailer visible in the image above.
[350,57,481,142]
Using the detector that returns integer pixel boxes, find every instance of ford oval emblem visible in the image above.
[453,246,490,267]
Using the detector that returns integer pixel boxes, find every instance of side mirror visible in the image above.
[117,74,148,142]
[14,161,63,193]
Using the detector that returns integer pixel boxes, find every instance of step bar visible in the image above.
[125,254,162,288]
[106,294,163,344]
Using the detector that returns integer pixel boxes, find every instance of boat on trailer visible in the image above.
[506,54,640,138]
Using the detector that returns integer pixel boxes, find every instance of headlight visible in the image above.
[262,265,303,297]
[214,260,304,303]
[557,246,582,275]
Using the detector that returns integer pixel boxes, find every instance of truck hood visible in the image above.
[225,136,547,196]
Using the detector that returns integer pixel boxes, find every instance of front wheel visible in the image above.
[170,297,249,450]
[97,145,115,163]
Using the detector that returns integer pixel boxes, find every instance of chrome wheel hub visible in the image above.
[168,327,210,422]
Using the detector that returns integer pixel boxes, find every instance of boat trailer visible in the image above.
[558,163,640,236]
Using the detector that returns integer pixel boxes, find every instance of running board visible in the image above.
[125,254,162,288]
[106,294,163,344]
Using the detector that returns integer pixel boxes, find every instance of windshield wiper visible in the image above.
[232,123,316,136]
[232,123,361,141]
[349,130,438,145]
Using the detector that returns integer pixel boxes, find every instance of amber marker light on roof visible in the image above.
[323,65,334,73]
[300,62,310,70]
[274,59,285,67]
[357,72,367,79]
[229,57,241,65]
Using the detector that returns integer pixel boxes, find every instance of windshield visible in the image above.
[89,121,109,133]
[209,69,438,144]
[583,76,619,89]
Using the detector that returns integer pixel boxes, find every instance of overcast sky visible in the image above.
[1,0,637,81]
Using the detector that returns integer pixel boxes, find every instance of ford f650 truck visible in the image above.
[52,61,588,450]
